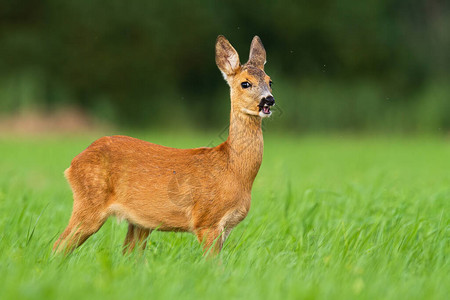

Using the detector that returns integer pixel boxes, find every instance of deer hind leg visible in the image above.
[53,206,107,254]
[122,224,151,255]
[53,165,110,255]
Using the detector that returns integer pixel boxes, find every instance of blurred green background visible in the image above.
[0,0,449,133]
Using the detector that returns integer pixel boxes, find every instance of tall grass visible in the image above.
[0,133,448,299]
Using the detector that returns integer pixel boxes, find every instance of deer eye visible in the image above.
[269,81,273,88]
[241,82,251,89]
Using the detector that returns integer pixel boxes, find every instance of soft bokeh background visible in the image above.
[1,0,449,134]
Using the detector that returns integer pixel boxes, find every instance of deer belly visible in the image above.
[107,193,193,232]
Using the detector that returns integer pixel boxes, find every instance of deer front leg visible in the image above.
[195,227,226,257]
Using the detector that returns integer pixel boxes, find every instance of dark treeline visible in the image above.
[0,0,449,132]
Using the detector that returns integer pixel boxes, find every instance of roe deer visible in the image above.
[53,35,276,256]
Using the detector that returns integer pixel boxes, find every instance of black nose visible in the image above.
[263,96,275,106]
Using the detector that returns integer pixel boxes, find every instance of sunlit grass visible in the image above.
[0,133,448,299]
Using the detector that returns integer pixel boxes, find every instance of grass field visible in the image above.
[0,132,448,300]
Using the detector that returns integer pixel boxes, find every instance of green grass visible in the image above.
[0,132,449,299]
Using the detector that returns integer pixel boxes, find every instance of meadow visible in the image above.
[0,132,448,300]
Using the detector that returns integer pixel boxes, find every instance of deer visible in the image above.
[53,35,276,256]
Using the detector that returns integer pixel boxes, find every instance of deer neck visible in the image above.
[225,103,264,188]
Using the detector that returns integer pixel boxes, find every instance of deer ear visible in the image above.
[215,35,240,79]
[248,36,266,68]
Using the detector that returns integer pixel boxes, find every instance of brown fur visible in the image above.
[53,35,274,256]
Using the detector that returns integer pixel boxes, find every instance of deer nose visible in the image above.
[263,96,275,106]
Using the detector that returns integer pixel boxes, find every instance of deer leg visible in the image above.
[195,227,225,257]
[122,223,151,255]
[53,207,107,255]
[54,165,111,255]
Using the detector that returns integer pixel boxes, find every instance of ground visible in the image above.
[0,132,448,300]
